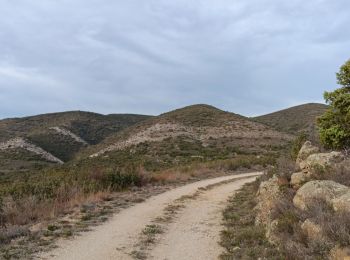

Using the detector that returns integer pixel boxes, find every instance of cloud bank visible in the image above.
[0,0,349,118]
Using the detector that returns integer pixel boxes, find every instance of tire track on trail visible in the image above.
[39,172,262,260]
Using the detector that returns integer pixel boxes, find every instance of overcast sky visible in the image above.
[0,0,349,119]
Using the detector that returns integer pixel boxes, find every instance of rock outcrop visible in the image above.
[301,219,324,241]
[296,141,320,170]
[255,175,285,243]
[292,141,345,189]
[255,175,281,226]
[332,192,350,212]
[256,140,350,259]
[290,171,311,189]
[303,152,344,174]
[293,180,350,211]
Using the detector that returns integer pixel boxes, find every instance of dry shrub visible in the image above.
[0,225,30,244]
[51,185,111,217]
[220,181,284,259]
[273,197,350,259]
[0,187,111,233]
[151,163,218,183]
[1,196,52,226]
[259,176,335,259]
[323,210,350,247]
[275,155,296,179]
[313,159,350,186]
[151,170,189,183]
[89,167,105,182]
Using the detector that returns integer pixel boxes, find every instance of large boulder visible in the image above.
[255,175,285,244]
[332,192,350,212]
[255,175,282,226]
[290,172,311,189]
[301,218,324,241]
[296,141,320,170]
[293,180,349,210]
[304,152,344,174]
[329,246,350,260]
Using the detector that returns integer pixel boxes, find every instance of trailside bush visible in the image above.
[103,171,143,190]
[318,59,350,150]
[290,132,307,160]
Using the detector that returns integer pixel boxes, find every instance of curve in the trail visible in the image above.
[149,176,258,260]
[39,172,262,260]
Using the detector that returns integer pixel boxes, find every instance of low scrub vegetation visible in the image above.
[0,141,279,254]
[318,59,350,150]
[220,180,284,259]
[259,157,350,258]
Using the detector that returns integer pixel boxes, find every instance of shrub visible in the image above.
[291,132,307,160]
[318,59,350,150]
[220,181,284,259]
[0,225,30,244]
[102,171,143,190]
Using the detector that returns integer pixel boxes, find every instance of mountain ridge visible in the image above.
[84,104,293,160]
[253,103,328,136]
[0,103,327,175]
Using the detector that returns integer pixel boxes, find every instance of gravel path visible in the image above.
[39,172,262,260]
[149,177,258,260]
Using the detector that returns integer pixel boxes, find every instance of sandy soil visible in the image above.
[149,177,257,260]
[38,172,262,260]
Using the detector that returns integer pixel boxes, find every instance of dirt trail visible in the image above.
[39,172,262,260]
[149,177,257,260]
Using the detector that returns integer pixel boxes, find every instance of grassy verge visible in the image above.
[0,149,279,258]
[220,180,285,259]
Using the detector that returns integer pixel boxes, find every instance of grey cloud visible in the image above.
[0,0,349,118]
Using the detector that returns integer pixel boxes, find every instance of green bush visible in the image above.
[318,59,350,149]
[290,132,307,160]
[102,171,143,190]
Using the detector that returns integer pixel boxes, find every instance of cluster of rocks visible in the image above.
[292,141,349,213]
[255,141,350,259]
[291,141,345,189]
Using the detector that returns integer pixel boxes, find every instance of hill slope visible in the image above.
[253,103,328,136]
[82,105,293,170]
[0,111,151,174]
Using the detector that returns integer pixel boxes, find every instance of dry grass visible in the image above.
[220,180,284,259]
[150,154,277,184]
[7,191,109,226]
[263,163,350,259]
[312,158,350,186]
[0,188,111,245]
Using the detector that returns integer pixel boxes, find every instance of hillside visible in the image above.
[0,104,295,259]
[253,103,328,137]
[0,111,151,174]
[81,104,293,171]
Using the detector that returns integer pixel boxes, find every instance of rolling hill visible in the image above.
[253,103,328,137]
[0,111,151,174]
[80,104,293,171]
[0,104,295,215]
